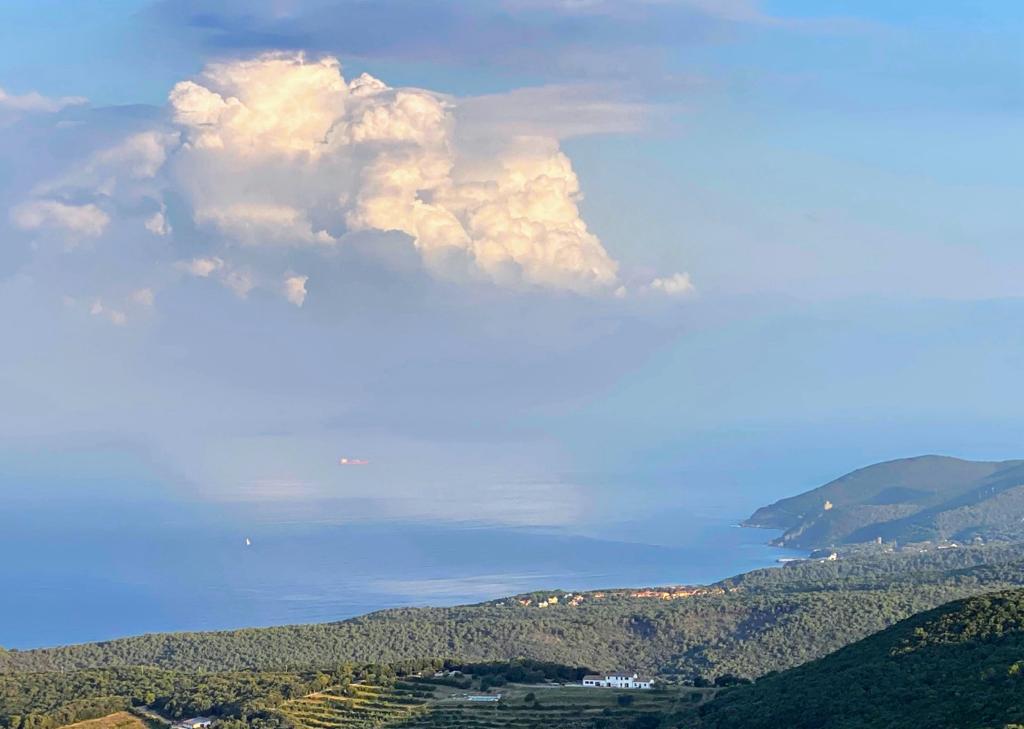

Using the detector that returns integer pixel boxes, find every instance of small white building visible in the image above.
[582,672,654,689]
[173,718,214,729]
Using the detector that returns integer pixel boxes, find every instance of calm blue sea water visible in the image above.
[0,505,789,649]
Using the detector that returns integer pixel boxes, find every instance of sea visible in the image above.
[0,505,791,650]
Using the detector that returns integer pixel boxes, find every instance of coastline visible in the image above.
[2,516,798,651]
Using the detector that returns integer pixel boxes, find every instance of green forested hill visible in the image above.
[11,586,1024,729]
[0,668,317,729]
[744,455,1024,550]
[0,662,436,729]
[699,588,1024,729]
[0,660,687,729]
[5,545,1024,681]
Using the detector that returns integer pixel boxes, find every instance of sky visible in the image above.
[1,0,1023,535]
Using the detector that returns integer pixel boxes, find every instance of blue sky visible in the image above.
[1,0,1023,530]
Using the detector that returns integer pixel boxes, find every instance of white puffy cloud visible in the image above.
[169,53,347,155]
[177,257,225,277]
[0,87,86,113]
[167,52,627,293]
[145,209,171,236]
[177,256,256,299]
[282,274,309,306]
[10,52,690,310]
[131,288,155,307]
[194,203,335,246]
[63,290,154,326]
[644,272,695,296]
[11,200,110,238]
[32,131,178,211]
[222,269,255,298]
[91,299,127,326]
[87,299,126,326]
[92,131,178,180]
[436,140,619,289]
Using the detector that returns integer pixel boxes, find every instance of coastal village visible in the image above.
[506,585,727,609]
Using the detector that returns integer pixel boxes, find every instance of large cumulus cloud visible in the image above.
[166,53,620,292]
[0,52,698,527]
[9,52,689,314]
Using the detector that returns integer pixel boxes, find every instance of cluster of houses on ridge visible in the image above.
[582,671,655,689]
[629,586,724,600]
[510,585,727,609]
[515,593,585,608]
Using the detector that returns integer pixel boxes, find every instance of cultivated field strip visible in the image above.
[282,685,432,729]
[281,682,694,729]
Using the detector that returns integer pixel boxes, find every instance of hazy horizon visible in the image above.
[3,1,1024,647]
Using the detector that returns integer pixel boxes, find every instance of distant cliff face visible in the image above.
[744,455,1024,551]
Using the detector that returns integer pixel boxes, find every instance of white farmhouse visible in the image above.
[582,671,654,689]
[173,718,214,729]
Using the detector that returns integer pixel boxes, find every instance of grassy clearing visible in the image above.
[282,682,711,729]
[60,713,150,729]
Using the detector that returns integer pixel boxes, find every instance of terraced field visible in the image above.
[282,683,434,728]
[282,682,710,729]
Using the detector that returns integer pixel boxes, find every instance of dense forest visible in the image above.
[7,547,1024,729]
[0,660,445,729]
[699,588,1024,728]
[0,667,304,729]
[3,544,1024,682]
[0,660,595,729]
